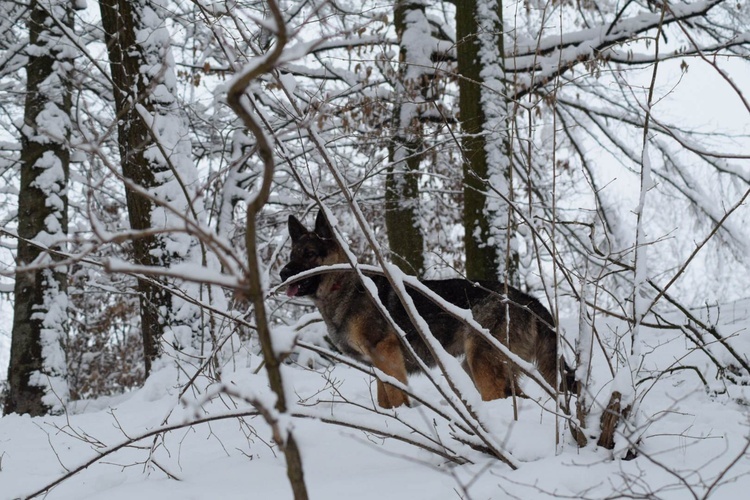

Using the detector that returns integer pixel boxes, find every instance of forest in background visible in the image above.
[1,1,749,497]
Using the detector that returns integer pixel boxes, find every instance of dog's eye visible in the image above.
[303,249,317,259]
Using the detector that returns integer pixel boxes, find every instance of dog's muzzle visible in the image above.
[280,266,298,297]
[281,265,313,297]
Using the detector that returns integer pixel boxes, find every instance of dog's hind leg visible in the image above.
[465,334,515,400]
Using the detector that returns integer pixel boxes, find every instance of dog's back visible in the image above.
[372,278,554,377]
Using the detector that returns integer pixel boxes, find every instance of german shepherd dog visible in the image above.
[280,211,569,408]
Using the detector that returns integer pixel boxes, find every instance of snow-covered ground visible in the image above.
[1,301,749,500]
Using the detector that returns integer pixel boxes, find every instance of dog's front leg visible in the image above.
[369,332,410,409]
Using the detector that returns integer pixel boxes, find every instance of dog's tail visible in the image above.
[561,359,579,394]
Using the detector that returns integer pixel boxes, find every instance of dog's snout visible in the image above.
[280,267,291,282]
[280,265,298,282]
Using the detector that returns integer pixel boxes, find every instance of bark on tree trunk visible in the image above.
[456,0,516,282]
[99,0,173,374]
[5,0,72,416]
[385,150,424,276]
[597,390,633,452]
[384,0,429,277]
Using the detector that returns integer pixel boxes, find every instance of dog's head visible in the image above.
[280,210,339,298]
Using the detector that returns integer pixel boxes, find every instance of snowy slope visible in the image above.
[1,304,750,500]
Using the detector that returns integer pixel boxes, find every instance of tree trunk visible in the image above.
[99,0,183,374]
[385,149,424,276]
[384,0,433,277]
[456,0,516,282]
[5,0,73,416]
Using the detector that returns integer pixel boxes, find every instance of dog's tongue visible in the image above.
[286,284,300,297]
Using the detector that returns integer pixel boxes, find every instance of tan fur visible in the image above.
[465,335,511,400]
[345,315,409,408]
[370,333,410,408]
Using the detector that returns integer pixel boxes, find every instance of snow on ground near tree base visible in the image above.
[2,304,750,500]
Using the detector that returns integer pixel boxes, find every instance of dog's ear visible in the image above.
[288,215,308,242]
[314,210,334,240]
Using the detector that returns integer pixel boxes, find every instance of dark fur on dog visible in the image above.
[280,211,571,408]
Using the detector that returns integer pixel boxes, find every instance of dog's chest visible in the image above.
[325,315,373,363]
[315,296,388,363]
